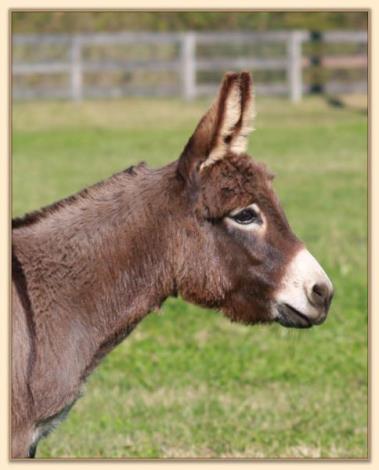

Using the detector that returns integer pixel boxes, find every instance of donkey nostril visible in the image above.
[313,283,326,297]
[311,282,330,306]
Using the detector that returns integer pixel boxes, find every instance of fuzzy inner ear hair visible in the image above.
[229,71,256,156]
[200,72,255,170]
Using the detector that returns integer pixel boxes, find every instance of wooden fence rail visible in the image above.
[12,30,368,102]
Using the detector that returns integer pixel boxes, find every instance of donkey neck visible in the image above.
[13,164,180,412]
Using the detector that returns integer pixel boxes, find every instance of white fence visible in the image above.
[12,30,368,102]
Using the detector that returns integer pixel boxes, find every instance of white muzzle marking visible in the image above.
[274,248,333,324]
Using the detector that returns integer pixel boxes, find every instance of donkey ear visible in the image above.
[177,72,255,184]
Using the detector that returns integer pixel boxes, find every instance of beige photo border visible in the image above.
[0,1,375,468]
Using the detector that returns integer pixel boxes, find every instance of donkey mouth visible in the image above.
[276,303,312,329]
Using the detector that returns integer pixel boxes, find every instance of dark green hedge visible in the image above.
[12,11,368,34]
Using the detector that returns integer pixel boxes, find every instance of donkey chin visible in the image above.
[273,248,334,329]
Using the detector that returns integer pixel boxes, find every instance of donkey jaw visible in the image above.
[273,248,334,329]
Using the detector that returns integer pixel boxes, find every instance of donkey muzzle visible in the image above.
[274,248,334,328]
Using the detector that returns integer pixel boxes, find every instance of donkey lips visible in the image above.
[277,303,312,329]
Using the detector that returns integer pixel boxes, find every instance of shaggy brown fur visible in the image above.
[12,72,302,458]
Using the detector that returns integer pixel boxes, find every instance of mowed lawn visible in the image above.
[12,96,368,459]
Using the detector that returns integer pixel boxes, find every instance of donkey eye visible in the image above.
[230,208,261,225]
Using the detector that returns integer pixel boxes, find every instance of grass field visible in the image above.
[12,95,368,459]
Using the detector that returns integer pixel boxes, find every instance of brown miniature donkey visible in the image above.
[11,72,333,458]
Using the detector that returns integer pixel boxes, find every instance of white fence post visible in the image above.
[70,35,83,101]
[181,32,196,101]
[287,31,303,103]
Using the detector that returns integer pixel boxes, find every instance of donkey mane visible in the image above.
[12,162,148,230]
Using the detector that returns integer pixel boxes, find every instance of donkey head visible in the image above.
[174,72,333,328]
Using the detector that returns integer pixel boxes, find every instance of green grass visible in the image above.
[12,96,368,459]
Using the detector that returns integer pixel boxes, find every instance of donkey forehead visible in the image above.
[200,153,276,215]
